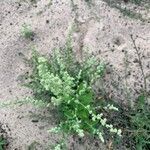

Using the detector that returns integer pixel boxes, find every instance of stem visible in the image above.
[130,35,148,102]
[124,51,132,106]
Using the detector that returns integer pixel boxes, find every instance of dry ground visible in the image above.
[0,0,150,149]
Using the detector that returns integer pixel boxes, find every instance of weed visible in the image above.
[104,0,149,21]
[112,95,150,150]
[24,33,122,149]
[0,31,149,149]
[131,35,148,100]
[0,136,6,150]
[130,95,150,149]
[27,141,41,150]
[114,5,145,21]
[131,0,144,5]
[21,24,33,39]
[108,36,150,150]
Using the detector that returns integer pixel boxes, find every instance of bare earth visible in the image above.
[0,0,150,149]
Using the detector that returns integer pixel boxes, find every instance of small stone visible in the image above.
[95,141,99,147]
[31,119,39,123]
[147,62,150,68]
[46,20,49,24]
[133,58,139,63]
[122,49,125,52]
[106,66,113,74]
[17,115,24,119]
[30,37,34,41]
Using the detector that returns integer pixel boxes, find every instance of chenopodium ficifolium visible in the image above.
[32,51,122,144]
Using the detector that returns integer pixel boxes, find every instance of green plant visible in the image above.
[27,141,41,150]
[114,5,145,21]
[127,36,150,149]
[108,36,150,149]
[114,95,150,150]
[24,34,122,149]
[131,0,143,4]
[21,24,33,39]
[103,0,149,21]
[130,95,150,150]
[0,136,6,150]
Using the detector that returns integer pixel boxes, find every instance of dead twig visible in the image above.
[130,35,148,102]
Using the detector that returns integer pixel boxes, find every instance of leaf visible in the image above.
[136,144,143,150]
[137,94,145,110]
[77,107,89,119]
[77,83,93,105]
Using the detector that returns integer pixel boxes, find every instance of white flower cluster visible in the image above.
[83,56,105,83]
[78,81,88,95]
[85,104,122,140]
[54,142,64,150]
[92,129,104,143]
[105,124,122,136]
[104,104,119,111]
[61,71,75,97]
[54,49,66,71]
[72,120,84,137]
[91,113,103,121]
[48,126,61,134]
[54,144,61,150]
[91,62,105,83]
[37,57,75,106]
[51,97,62,106]
[98,132,104,143]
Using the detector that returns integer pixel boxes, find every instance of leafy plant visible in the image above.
[103,0,149,21]
[21,23,33,39]
[108,36,150,149]
[129,95,150,150]
[103,94,150,150]
[0,136,6,150]
[24,34,122,149]
[131,0,143,5]
[121,36,150,150]
[114,5,144,21]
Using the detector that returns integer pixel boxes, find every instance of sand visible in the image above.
[0,0,149,149]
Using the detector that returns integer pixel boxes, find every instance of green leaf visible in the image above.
[137,94,145,110]
[77,83,93,105]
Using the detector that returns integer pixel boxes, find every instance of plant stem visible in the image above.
[130,35,148,103]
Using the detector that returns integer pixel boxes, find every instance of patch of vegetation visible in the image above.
[22,30,150,149]
[129,95,150,149]
[107,35,150,150]
[131,0,147,5]
[27,141,41,150]
[21,24,34,39]
[103,0,149,21]
[0,30,149,149]
[114,5,145,21]
[24,33,122,149]
[0,136,6,150]
[110,95,150,150]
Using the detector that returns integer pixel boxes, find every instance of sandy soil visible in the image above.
[0,0,150,149]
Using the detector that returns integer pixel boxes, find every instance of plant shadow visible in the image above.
[103,0,150,21]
